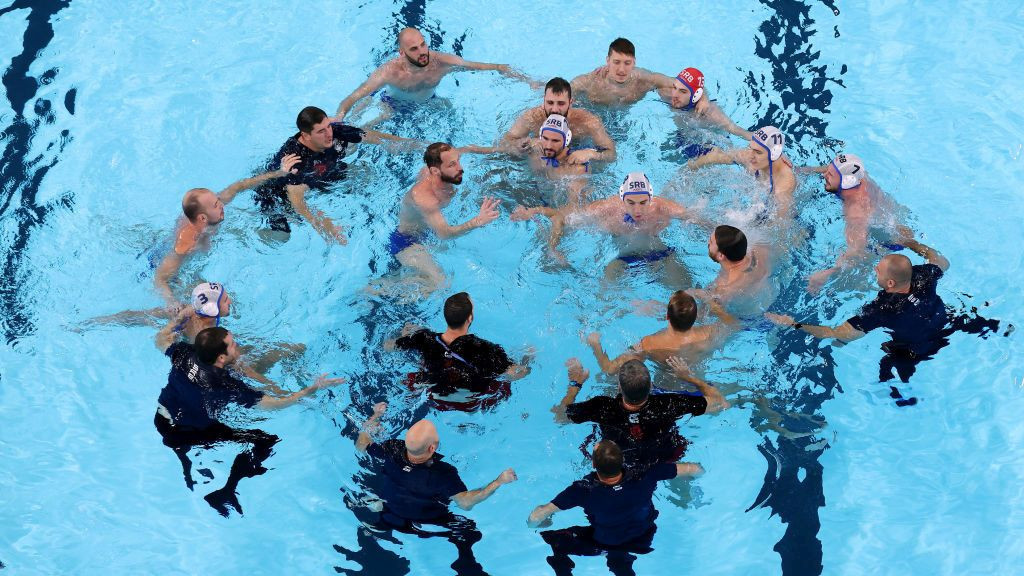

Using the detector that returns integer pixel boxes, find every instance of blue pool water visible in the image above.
[2,1,1023,574]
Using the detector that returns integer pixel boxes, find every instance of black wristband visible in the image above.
[568,379,584,388]
[792,322,804,330]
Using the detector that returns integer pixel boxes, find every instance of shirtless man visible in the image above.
[335,27,535,120]
[514,172,700,285]
[501,77,616,164]
[805,153,907,293]
[386,142,500,293]
[666,67,751,139]
[704,225,775,317]
[587,290,738,374]
[570,38,675,108]
[688,126,796,222]
[154,154,300,308]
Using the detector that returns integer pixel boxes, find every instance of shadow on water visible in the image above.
[0,0,74,347]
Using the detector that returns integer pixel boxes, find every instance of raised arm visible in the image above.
[336,68,389,120]
[667,356,730,413]
[552,358,588,423]
[687,146,741,170]
[355,402,388,453]
[587,332,641,374]
[257,373,345,410]
[451,468,517,511]
[701,102,752,139]
[217,154,300,204]
[896,226,950,271]
[422,196,499,240]
[154,306,192,352]
[285,184,348,244]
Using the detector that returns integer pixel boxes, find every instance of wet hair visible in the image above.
[182,189,206,223]
[545,77,572,100]
[443,292,473,328]
[608,38,636,58]
[194,327,230,364]
[424,142,454,168]
[296,106,328,134]
[667,291,698,331]
[714,225,748,262]
[618,359,652,404]
[593,440,623,478]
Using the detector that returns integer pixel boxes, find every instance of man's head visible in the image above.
[618,172,654,222]
[667,290,697,332]
[539,114,572,158]
[443,291,473,329]
[194,327,240,367]
[405,419,440,460]
[671,67,705,109]
[592,440,624,479]
[192,282,231,319]
[618,359,652,405]
[424,142,464,184]
[875,254,913,292]
[605,38,636,84]
[749,126,784,172]
[825,153,866,193]
[181,188,224,226]
[296,106,333,153]
[398,27,429,67]
[542,77,573,116]
[709,225,748,264]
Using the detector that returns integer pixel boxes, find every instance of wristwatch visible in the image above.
[568,377,584,388]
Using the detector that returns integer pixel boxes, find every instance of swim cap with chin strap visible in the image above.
[619,171,654,200]
[675,67,705,109]
[750,126,785,195]
[192,282,225,324]
[830,153,865,190]
[540,114,572,151]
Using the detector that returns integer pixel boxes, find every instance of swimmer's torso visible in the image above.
[381,57,455,101]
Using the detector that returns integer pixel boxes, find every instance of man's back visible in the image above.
[849,263,947,354]
[158,342,263,430]
[396,329,512,393]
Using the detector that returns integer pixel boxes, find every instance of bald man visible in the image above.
[352,405,516,575]
[153,154,300,307]
[766,231,950,393]
[335,27,535,120]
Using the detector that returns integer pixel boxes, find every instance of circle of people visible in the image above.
[129,29,954,574]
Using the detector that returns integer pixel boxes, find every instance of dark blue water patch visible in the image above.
[0,0,74,346]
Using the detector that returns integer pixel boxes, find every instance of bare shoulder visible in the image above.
[569,108,600,125]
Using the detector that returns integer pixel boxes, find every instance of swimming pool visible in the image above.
[2,1,1023,574]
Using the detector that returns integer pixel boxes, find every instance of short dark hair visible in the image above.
[443,292,473,328]
[593,440,623,478]
[608,38,635,58]
[618,360,651,404]
[296,106,328,134]
[194,327,230,364]
[182,189,205,223]
[714,225,748,262]
[424,142,454,168]
[545,77,572,100]
[667,291,697,331]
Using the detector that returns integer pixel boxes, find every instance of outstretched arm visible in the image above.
[436,52,537,85]
[701,101,752,140]
[764,313,866,342]
[217,154,300,205]
[153,251,185,308]
[154,306,192,352]
[552,358,588,423]
[257,373,345,410]
[527,503,561,528]
[687,146,740,170]
[452,468,517,510]
[336,69,388,120]
[587,332,641,374]
[422,196,500,240]
[285,184,348,244]
[667,356,730,413]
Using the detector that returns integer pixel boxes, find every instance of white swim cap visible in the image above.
[830,153,865,190]
[619,172,654,200]
[192,282,225,318]
[751,126,784,161]
[540,114,572,149]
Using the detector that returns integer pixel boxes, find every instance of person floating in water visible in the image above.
[664,66,751,139]
[153,154,301,308]
[514,172,701,286]
[258,106,414,241]
[688,126,796,222]
[703,225,777,317]
[569,38,676,108]
[766,231,951,400]
[154,326,343,516]
[527,439,705,576]
[552,357,728,471]
[587,290,738,374]
[345,406,517,576]
[388,291,531,410]
[802,153,911,293]
[334,27,536,121]
[502,77,617,164]
[384,142,500,294]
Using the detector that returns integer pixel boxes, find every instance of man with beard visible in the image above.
[386,142,500,294]
[335,27,535,120]
[501,77,617,164]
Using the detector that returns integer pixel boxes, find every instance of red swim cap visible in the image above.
[675,68,705,106]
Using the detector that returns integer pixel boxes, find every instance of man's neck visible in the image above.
[406,450,432,464]
[441,325,469,344]
[621,397,648,412]
[597,472,623,485]
[886,282,912,295]
[298,134,325,154]
[839,183,865,201]
[427,178,456,202]
[721,255,750,279]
